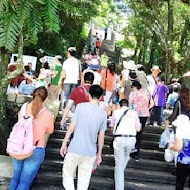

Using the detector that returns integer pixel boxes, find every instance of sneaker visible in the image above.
[134,156,139,162]
[131,148,137,153]
[147,123,153,126]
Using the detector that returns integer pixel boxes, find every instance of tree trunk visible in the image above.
[166,0,174,83]
[0,34,24,153]
[138,37,145,64]
[0,48,9,154]
[133,36,141,63]
[149,33,156,68]
[179,19,189,54]
[142,38,147,64]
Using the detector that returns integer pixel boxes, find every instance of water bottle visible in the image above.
[92,162,97,173]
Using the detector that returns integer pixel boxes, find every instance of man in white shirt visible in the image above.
[110,99,141,190]
[147,65,161,95]
[59,47,80,107]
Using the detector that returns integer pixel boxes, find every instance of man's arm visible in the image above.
[60,99,74,127]
[96,131,105,165]
[60,122,75,157]
[58,69,66,86]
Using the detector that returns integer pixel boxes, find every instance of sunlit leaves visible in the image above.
[42,0,60,33]
[0,12,19,51]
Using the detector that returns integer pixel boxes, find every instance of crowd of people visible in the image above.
[7,40,190,190]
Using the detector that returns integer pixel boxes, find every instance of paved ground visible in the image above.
[0,178,9,190]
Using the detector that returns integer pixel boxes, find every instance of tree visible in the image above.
[0,0,60,153]
[122,0,190,80]
[0,0,113,152]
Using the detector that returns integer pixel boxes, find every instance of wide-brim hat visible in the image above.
[68,47,76,52]
[55,55,62,60]
[151,65,161,72]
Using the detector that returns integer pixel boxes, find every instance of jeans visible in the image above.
[114,137,136,190]
[62,83,77,108]
[149,106,164,125]
[9,148,45,190]
[176,162,190,190]
[62,152,96,190]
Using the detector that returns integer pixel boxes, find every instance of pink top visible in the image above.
[33,109,54,147]
[129,89,151,117]
[19,103,54,147]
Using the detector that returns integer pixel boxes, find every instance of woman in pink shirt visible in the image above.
[129,80,153,161]
[9,86,54,190]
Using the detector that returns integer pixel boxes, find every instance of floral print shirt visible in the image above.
[129,88,151,117]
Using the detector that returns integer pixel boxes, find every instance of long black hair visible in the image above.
[107,61,115,75]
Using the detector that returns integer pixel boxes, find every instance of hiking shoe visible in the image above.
[134,156,139,162]
[131,148,137,153]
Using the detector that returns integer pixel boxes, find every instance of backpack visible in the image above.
[6,103,46,160]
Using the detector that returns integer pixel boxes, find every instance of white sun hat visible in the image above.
[123,60,136,70]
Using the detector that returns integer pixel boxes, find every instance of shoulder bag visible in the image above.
[110,109,129,154]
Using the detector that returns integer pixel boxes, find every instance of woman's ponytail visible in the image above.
[31,87,48,119]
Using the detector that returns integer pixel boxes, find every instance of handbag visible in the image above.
[164,148,175,162]
[109,109,129,154]
[159,128,170,149]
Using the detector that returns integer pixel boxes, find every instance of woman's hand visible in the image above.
[168,140,174,149]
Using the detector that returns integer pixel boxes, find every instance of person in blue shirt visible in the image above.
[166,86,179,110]
[18,78,35,95]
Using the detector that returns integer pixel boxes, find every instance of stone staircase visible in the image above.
[31,113,189,190]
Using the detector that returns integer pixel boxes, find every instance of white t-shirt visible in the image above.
[111,106,141,136]
[121,69,130,81]
[83,69,101,85]
[173,115,190,139]
[63,57,79,84]
[147,75,159,95]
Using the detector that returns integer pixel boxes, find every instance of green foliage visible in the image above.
[26,9,43,44]
[123,0,190,77]
[117,37,135,49]
[0,0,60,51]
[43,0,60,33]
[0,12,19,51]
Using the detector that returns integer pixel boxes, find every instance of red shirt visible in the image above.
[69,85,90,105]
[69,84,103,105]
[96,40,101,48]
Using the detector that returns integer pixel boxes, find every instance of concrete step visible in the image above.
[32,177,183,190]
[51,129,160,142]
[42,156,174,173]
[47,137,160,150]
[54,121,164,135]
[35,167,177,188]
[46,147,165,161]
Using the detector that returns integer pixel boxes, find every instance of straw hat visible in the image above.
[150,65,161,72]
